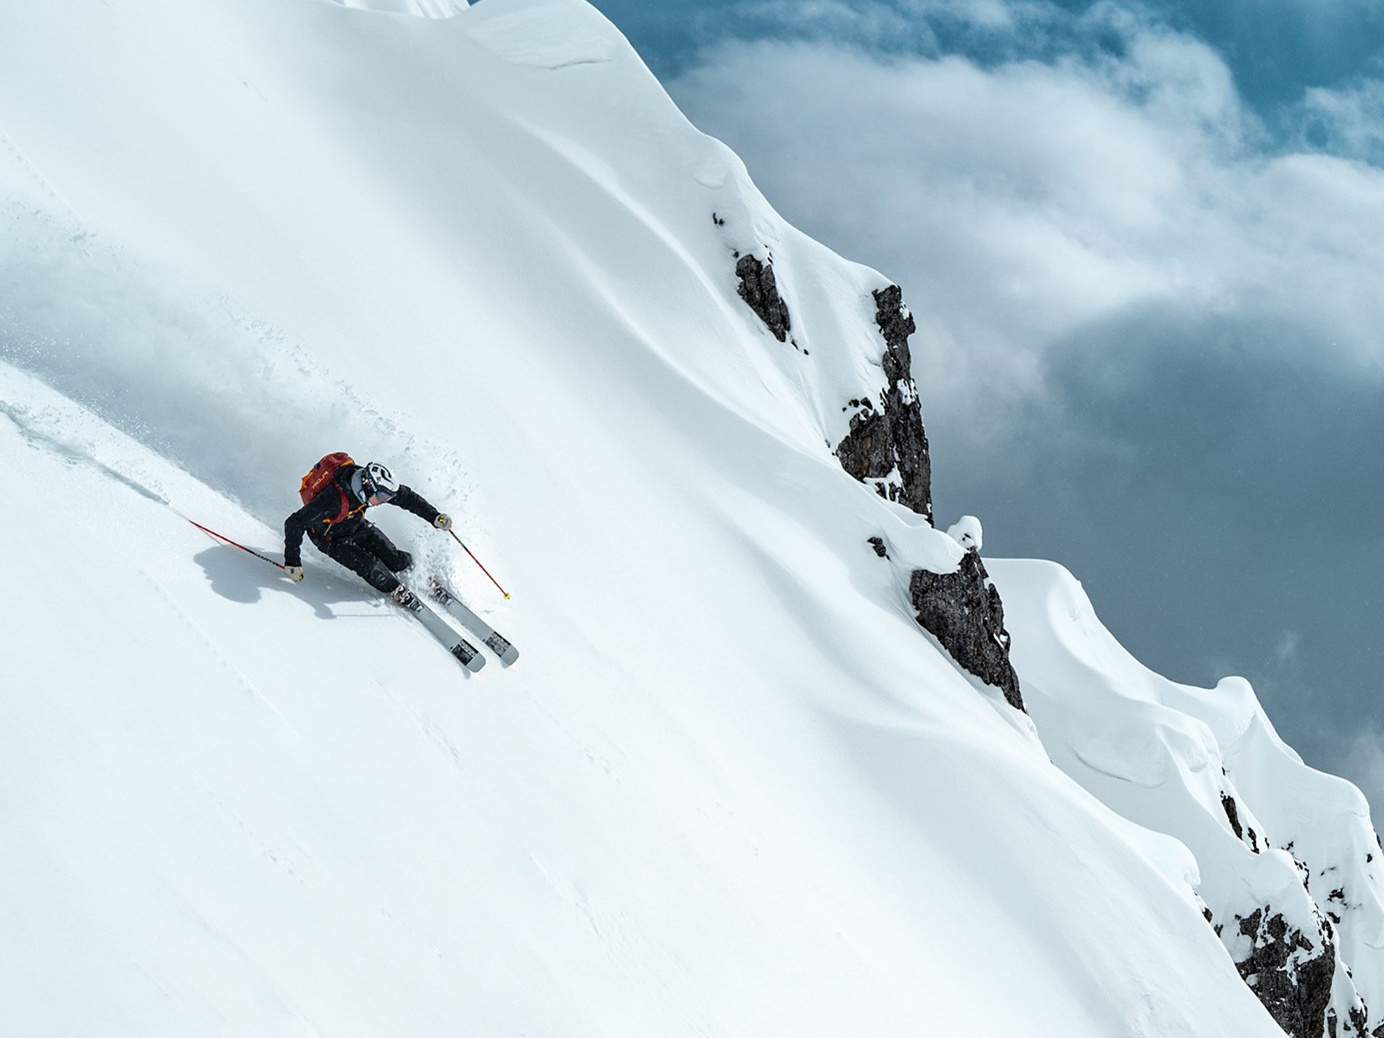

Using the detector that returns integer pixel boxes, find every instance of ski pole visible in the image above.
[187,517,287,571]
[448,529,511,599]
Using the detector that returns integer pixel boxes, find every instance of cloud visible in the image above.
[669,22,1384,429]
[732,1,923,47]
[1274,630,1302,667]
[1293,79,1384,164]
[1341,726,1384,826]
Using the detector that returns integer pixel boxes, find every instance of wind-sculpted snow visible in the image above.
[463,0,620,68]
[0,0,1344,1034]
[327,0,466,17]
[993,559,1384,1036]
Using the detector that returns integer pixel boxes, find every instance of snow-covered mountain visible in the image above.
[1,1,1379,1035]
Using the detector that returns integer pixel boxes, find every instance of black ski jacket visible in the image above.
[283,464,441,568]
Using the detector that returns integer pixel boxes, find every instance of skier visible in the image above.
[283,455,451,607]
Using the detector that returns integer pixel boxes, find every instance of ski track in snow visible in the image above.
[0,394,170,505]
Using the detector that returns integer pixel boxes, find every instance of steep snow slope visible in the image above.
[3,371,1277,1036]
[0,0,1344,1034]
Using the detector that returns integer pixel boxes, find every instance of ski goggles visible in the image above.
[354,470,398,507]
[364,481,397,507]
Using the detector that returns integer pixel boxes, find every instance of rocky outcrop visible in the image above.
[735,254,791,343]
[910,548,1024,711]
[1221,792,1262,852]
[731,255,1020,710]
[822,282,1019,708]
[835,285,932,522]
[1215,867,1382,1038]
[1231,908,1337,1038]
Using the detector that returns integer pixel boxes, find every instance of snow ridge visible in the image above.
[995,559,1384,1036]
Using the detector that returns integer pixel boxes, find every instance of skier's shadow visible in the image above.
[194,546,376,620]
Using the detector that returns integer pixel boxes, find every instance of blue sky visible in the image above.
[588,0,1384,813]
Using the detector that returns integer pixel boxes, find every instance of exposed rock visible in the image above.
[1222,793,1246,840]
[910,549,1024,712]
[834,285,933,521]
[1221,793,1263,852]
[1233,907,1336,1038]
[1353,1007,1375,1038]
[735,254,791,342]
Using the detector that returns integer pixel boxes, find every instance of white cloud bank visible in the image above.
[669,14,1384,440]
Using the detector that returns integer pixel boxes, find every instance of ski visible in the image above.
[427,577,519,666]
[393,585,485,673]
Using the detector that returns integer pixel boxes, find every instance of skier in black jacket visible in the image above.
[283,459,451,606]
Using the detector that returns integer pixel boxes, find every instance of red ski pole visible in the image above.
[187,517,287,572]
[449,529,511,599]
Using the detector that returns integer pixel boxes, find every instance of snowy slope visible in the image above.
[0,0,1368,1034]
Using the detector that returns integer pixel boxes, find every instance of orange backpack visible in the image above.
[299,452,357,524]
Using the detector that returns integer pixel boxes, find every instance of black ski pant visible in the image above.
[311,522,414,594]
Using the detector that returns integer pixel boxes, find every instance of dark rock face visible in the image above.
[1232,908,1337,1038]
[735,254,791,343]
[1221,793,1262,852]
[835,285,933,522]
[910,550,1024,711]
[1222,793,1246,841]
